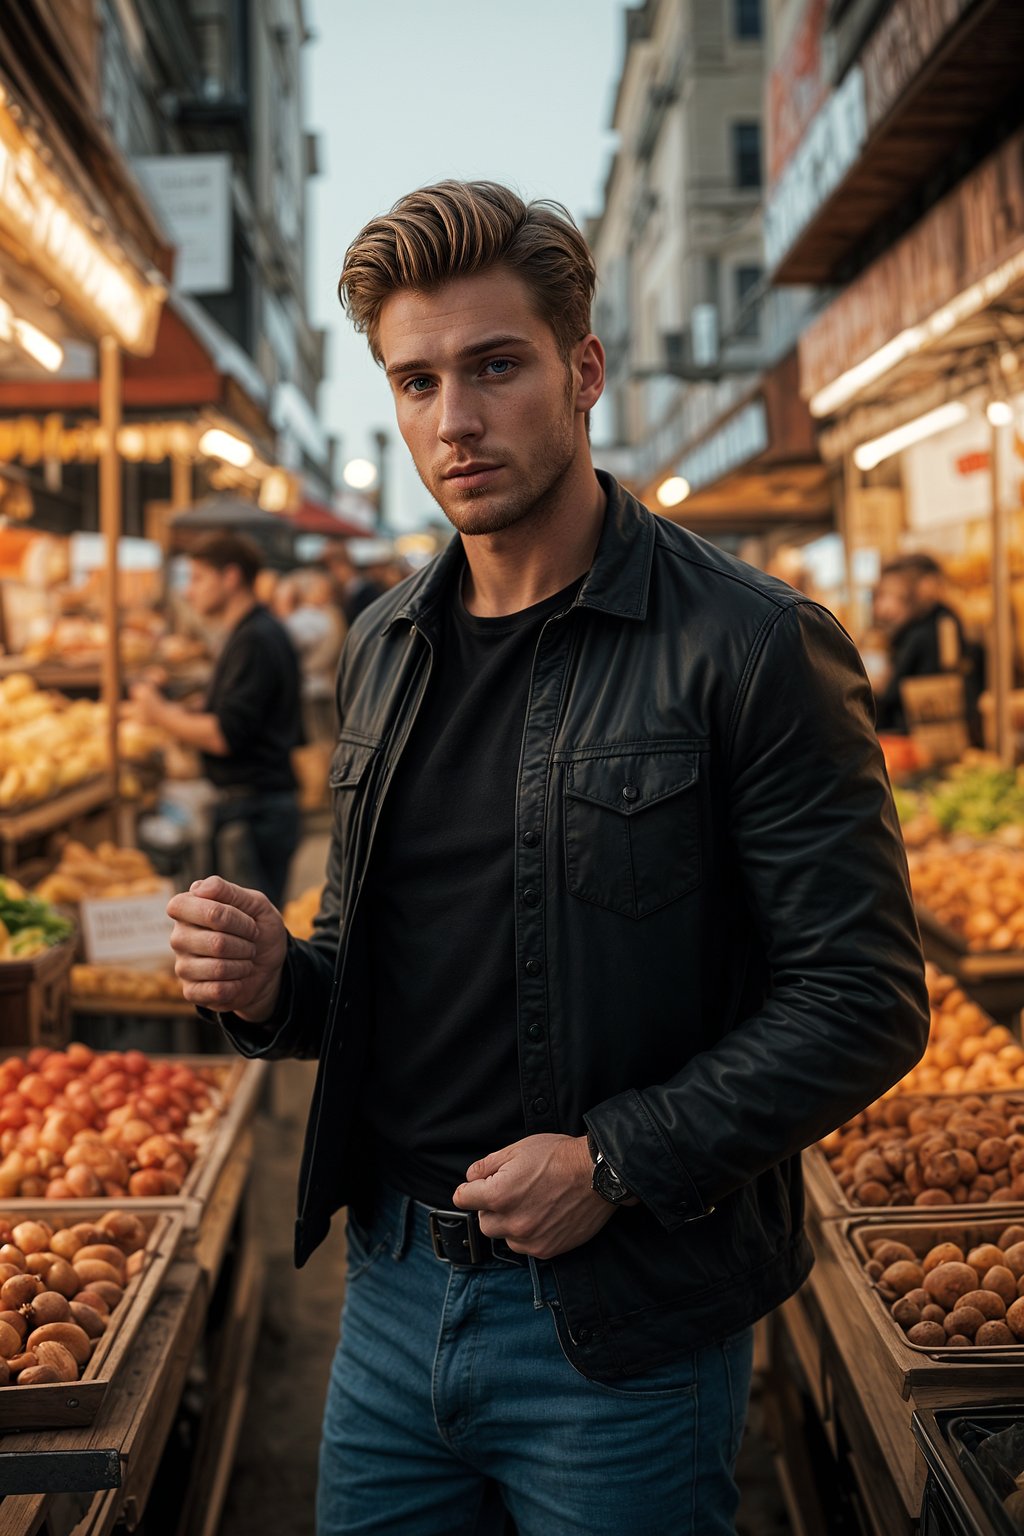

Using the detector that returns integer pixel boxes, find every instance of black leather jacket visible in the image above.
[222,473,928,1379]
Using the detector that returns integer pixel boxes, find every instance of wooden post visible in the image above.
[99,336,122,799]
[171,454,192,512]
[990,415,1014,765]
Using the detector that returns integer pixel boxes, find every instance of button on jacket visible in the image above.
[220,473,929,1380]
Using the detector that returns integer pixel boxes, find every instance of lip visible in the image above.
[442,463,503,489]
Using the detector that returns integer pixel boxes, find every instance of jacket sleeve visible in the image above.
[584,600,930,1232]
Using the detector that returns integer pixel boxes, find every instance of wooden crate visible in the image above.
[826,1215,1024,1402]
[0,940,74,1050]
[0,1205,182,1429]
[804,1089,1024,1223]
[0,1056,266,1230]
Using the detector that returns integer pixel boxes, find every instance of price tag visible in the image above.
[80,882,175,966]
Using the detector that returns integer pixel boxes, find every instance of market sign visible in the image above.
[764,67,867,273]
[133,155,231,295]
[80,885,175,968]
[0,86,164,354]
[767,0,829,186]
[799,127,1024,408]
[860,0,976,134]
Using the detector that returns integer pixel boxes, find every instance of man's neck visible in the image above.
[461,465,606,619]
[221,592,258,634]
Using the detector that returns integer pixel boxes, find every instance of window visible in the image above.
[734,265,763,338]
[733,121,762,189]
[735,0,762,39]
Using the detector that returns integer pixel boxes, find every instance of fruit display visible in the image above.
[0,1208,147,1386]
[0,674,111,808]
[908,842,1024,952]
[0,878,73,961]
[887,964,1024,1097]
[925,759,1024,842]
[71,965,184,1004]
[282,884,323,940]
[858,1223,1024,1350]
[34,840,165,906]
[818,1094,1024,1209]
[0,1045,223,1200]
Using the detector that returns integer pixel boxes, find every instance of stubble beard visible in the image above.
[423,402,578,539]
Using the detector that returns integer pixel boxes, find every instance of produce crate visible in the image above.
[805,1091,1024,1224]
[0,1055,266,1229]
[0,940,74,1050]
[826,1216,1024,1402]
[0,1205,182,1429]
[913,1406,1024,1536]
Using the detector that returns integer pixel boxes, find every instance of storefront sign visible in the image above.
[861,0,975,134]
[902,402,1023,530]
[767,0,829,185]
[676,399,769,492]
[0,86,163,353]
[80,886,174,967]
[0,414,195,464]
[764,67,867,272]
[134,154,231,294]
[800,128,1024,405]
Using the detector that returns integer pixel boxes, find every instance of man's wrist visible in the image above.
[235,967,285,1025]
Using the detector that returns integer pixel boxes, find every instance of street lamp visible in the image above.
[342,457,378,491]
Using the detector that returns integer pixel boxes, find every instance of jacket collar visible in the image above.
[383,471,655,633]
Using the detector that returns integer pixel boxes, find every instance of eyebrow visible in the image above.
[385,334,533,378]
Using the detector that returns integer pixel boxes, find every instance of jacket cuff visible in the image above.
[199,944,298,1058]
[584,1089,712,1233]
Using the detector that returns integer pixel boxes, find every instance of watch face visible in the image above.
[594,1157,628,1203]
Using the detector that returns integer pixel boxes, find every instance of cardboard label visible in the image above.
[901,674,969,766]
[80,883,175,967]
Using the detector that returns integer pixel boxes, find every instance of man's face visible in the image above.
[377,267,595,536]
[873,573,915,636]
[186,559,232,619]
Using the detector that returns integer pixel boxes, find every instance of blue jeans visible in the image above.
[316,1188,754,1536]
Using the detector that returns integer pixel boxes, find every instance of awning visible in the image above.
[291,498,375,538]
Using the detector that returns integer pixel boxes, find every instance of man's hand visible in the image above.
[129,680,166,726]
[453,1133,617,1260]
[166,875,287,1022]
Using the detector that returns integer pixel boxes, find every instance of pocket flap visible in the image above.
[566,751,698,815]
[328,737,380,790]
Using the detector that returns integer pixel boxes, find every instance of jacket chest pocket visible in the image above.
[329,736,382,840]
[563,748,702,919]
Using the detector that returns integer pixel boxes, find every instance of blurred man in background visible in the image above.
[873,553,982,738]
[131,532,303,907]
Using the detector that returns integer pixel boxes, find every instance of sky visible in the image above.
[305,0,629,530]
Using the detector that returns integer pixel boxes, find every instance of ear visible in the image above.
[573,334,605,415]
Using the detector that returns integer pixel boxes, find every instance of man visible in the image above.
[133,531,302,909]
[323,540,388,625]
[873,553,982,737]
[167,182,928,1536]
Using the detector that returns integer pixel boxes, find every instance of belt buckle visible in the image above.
[428,1208,488,1265]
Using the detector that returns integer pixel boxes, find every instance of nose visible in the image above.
[436,379,483,447]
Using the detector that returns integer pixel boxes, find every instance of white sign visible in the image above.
[134,155,232,294]
[765,66,868,272]
[80,884,175,967]
[903,401,1023,530]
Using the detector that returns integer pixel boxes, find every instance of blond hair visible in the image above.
[338,180,596,363]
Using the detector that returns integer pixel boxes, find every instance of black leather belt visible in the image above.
[424,1206,529,1267]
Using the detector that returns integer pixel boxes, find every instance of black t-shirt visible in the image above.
[202,604,302,793]
[875,603,968,733]
[361,573,584,1207]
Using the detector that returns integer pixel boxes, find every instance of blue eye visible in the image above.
[406,377,433,394]
[486,358,514,376]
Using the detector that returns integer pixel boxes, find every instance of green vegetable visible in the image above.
[0,882,72,947]
[925,763,1024,837]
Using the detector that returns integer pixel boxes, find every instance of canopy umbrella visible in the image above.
[170,494,295,567]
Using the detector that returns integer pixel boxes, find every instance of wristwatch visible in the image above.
[587,1131,633,1205]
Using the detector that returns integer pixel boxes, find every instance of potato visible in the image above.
[0,1310,26,1343]
[857,1182,891,1206]
[959,1289,1006,1320]
[74,1290,109,1317]
[85,1281,123,1311]
[924,1263,980,1310]
[879,1261,925,1296]
[976,1321,1016,1346]
[1002,1243,1024,1279]
[17,1365,59,1384]
[921,1304,946,1324]
[97,1212,146,1252]
[907,1321,947,1346]
[10,1222,50,1256]
[982,1266,1018,1307]
[1006,1297,1024,1340]
[870,1240,917,1267]
[48,1230,83,1261]
[27,1292,70,1327]
[998,1225,1024,1249]
[72,1259,122,1288]
[977,1138,1011,1171]
[33,1340,78,1382]
[945,1334,972,1347]
[0,1245,25,1270]
[944,1306,986,1339]
[0,1319,21,1359]
[921,1152,960,1190]
[73,1246,125,1276]
[25,1322,90,1366]
[923,1243,966,1273]
[967,1244,1006,1273]
[45,1260,79,1299]
[68,1303,106,1339]
[905,1288,929,1309]
[0,1274,42,1309]
[916,1188,955,1206]
[891,1298,922,1330]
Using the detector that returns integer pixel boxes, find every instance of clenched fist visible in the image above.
[167,875,287,1022]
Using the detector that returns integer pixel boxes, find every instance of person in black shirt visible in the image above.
[131,532,302,908]
[873,553,983,738]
